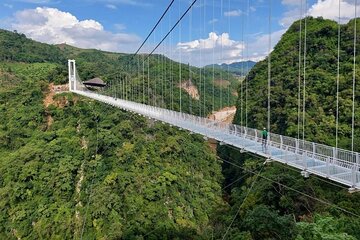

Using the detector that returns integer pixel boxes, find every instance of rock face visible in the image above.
[179,79,200,100]
[208,106,237,123]
[43,83,69,108]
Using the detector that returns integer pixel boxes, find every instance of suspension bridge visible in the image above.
[67,0,360,192]
[69,59,360,192]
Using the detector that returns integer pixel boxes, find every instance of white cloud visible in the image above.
[10,7,141,53]
[281,0,359,27]
[246,29,287,62]
[224,10,242,17]
[170,32,244,66]
[169,29,287,66]
[308,0,359,23]
[106,4,117,9]
[279,7,303,27]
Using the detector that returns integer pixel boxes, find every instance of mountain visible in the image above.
[235,17,360,151]
[0,29,66,63]
[0,29,227,239]
[216,16,360,239]
[0,29,239,115]
[1,23,360,240]
[205,60,256,76]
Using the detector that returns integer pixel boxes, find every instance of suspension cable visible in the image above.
[147,57,150,105]
[189,5,193,114]
[170,10,174,110]
[227,0,231,107]
[133,0,175,56]
[179,2,183,112]
[267,0,272,135]
[336,0,341,150]
[219,155,360,218]
[222,165,264,191]
[220,0,224,110]
[219,142,360,218]
[240,0,244,126]
[245,0,250,127]
[142,55,145,103]
[161,24,164,108]
[298,0,303,140]
[80,107,99,240]
[137,55,140,102]
[212,0,215,113]
[153,34,157,106]
[302,0,307,143]
[199,0,203,117]
[203,0,207,117]
[352,0,357,152]
[144,0,198,62]
[221,165,264,240]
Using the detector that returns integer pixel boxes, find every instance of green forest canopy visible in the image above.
[1,17,360,239]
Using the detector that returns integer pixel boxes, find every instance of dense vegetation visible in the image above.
[0,37,225,238]
[205,60,256,76]
[77,52,239,116]
[235,17,360,150]
[0,30,66,63]
[218,17,360,239]
[1,17,360,239]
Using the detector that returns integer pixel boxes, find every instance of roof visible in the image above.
[83,77,106,87]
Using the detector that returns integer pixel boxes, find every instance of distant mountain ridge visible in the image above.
[205,60,256,76]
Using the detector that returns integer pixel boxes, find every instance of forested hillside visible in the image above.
[235,17,360,150]
[0,28,239,115]
[75,52,239,115]
[215,17,360,239]
[1,22,360,240]
[0,29,229,239]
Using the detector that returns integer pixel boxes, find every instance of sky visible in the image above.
[0,0,358,66]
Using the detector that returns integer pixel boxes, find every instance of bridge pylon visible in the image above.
[68,59,76,91]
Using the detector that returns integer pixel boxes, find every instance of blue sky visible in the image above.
[0,0,358,66]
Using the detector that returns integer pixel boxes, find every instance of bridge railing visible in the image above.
[170,106,359,172]
[182,96,354,171]
[72,87,359,187]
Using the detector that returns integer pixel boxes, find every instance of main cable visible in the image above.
[217,143,360,218]
[144,0,198,62]
[220,156,360,218]
[133,0,175,56]
[221,165,264,240]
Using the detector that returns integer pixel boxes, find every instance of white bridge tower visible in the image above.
[68,59,76,91]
